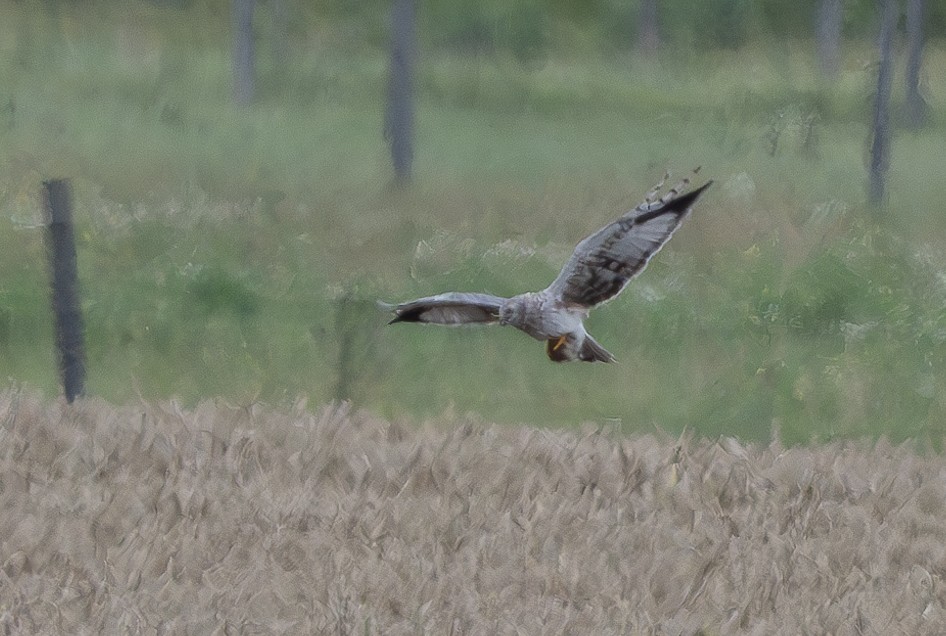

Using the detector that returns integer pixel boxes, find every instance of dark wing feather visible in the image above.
[545,180,712,308]
[388,292,505,325]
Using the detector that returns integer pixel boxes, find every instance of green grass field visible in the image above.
[2,3,945,443]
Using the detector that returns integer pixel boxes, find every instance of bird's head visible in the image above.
[499,295,527,328]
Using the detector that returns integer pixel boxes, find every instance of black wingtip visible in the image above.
[379,300,403,325]
[637,180,712,223]
[387,307,424,324]
[388,312,411,325]
[672,180,713,208]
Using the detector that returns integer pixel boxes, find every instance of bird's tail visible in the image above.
[545,333,616,363]
[579,334,616,363]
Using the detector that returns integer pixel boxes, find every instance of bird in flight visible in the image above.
[388,173,712,362]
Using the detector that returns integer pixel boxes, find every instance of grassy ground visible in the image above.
[2,3,946,442]
[3,390,946,633]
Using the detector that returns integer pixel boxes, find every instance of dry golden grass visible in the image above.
[2,388,946,634]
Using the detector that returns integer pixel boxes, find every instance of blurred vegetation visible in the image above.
[1,0,945,444]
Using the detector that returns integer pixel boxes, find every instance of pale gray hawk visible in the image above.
[388,176,712,362]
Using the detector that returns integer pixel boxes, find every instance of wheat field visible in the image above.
[2,388,945,634]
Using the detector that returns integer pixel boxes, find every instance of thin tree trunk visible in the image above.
[384,0,416,185]
[637,0,659,58]
[815,0,843,79]
[232,0,255,105]
[904,0,928,128]
[868,0,896,207]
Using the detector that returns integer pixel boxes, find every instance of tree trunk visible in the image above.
[637,0,659,58]
[815,0,843,79]
[385,0,416,185]
[232,0,255,105]
[868,0,896,207]
[904,0,928,128]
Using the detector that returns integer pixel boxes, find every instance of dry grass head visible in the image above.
[2,388,946,633]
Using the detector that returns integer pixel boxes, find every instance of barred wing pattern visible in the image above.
[386,175,713,363]
[546,180,712,308]
[387,292,506,325]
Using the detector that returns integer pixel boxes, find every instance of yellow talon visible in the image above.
[552,335,567,351]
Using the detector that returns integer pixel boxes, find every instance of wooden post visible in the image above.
[868,0,896,208]
[637,0,659,58]
[232,0,256,105]
[815,0,843,80]
[43,179,86,402]
[904,0,929,128]
[384,0,416,185]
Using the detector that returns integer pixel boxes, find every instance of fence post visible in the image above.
[384,0,416,184]
[43,179,86,402]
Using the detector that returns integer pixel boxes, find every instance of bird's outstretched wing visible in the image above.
[545,178,712,309]
[387,292,505,325]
